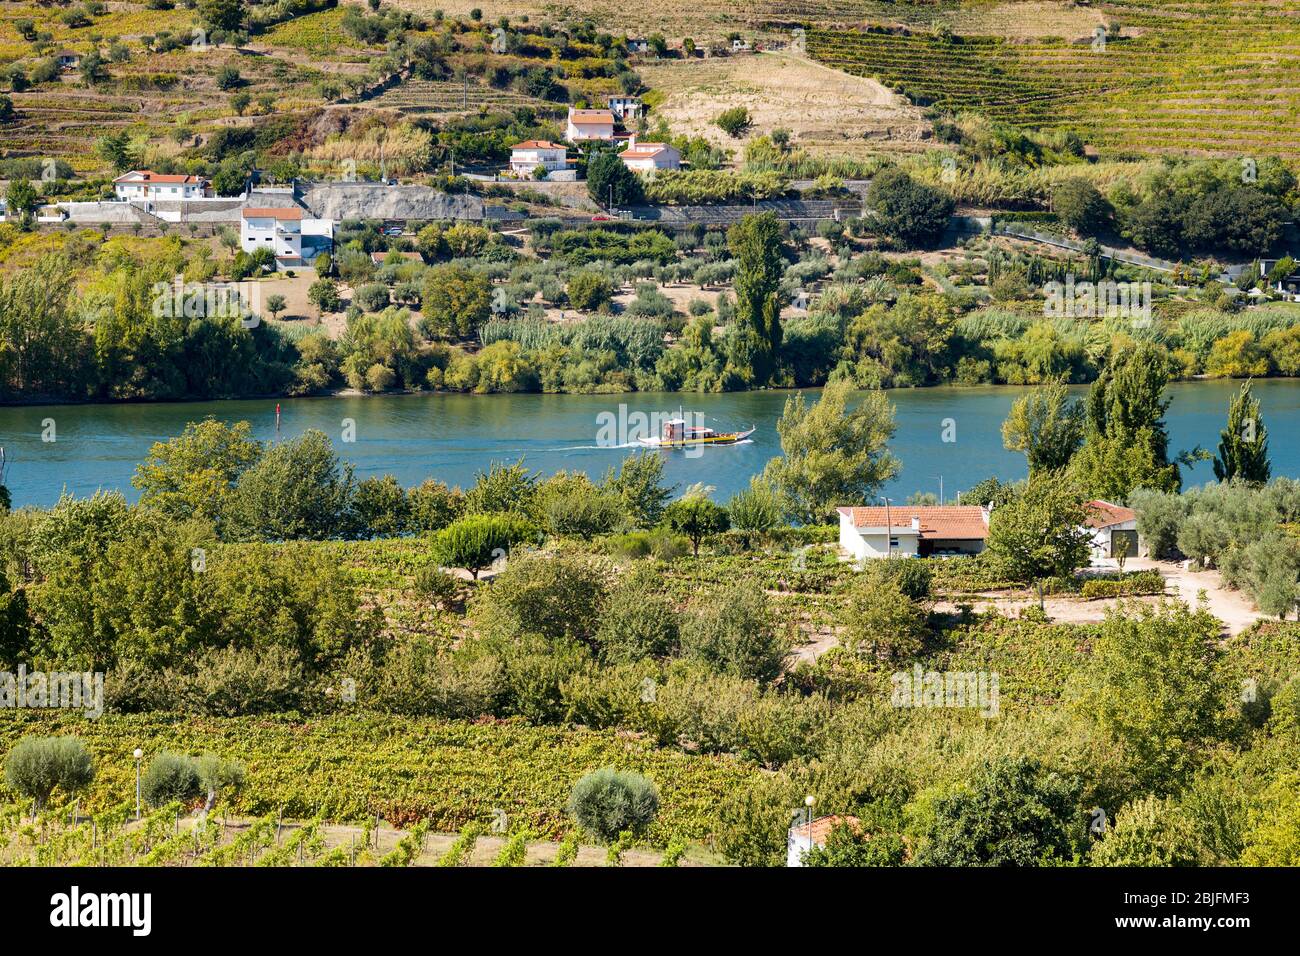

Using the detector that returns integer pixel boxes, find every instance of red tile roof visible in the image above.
[568,108,614,123]
[837,506,989,540]
[1085,500,1137,529]
[510,140,566,150]
[793,814,862,845]
[114,170,206,185]
[242,207,303,220]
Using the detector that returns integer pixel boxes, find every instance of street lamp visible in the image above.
[804,794,815,858]
[931,475,944,505]
[879,496,894,559]
[133,748,143,820]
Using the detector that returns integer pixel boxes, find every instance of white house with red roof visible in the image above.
[507,140,569,178]
[837,505,991,560]
[788,814,862,866]
[619,136,681,174]
[113,170,210,202]
[565,107,615,141]
[1084,500,1140,560]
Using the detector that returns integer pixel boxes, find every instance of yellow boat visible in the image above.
[638,418,756,448]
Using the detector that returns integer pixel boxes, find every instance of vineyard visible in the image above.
[806,0,1300,158]
[0,712,758,847]
[369,76,553,119]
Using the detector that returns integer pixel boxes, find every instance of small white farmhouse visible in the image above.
[787,815,861,867]
[565,107,615,141]
[619,136,681,174]
[1085,500,1140,560]
[837,505,990,560]
[113,171,210,202]
[606,95,643,122]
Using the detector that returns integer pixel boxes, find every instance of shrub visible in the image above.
[714,107,752,138]
[596,569,680,662]
[474,553,607,647]
[843,575,928,662]
[2,736,95,809]
[1080,570,1164,599]
[430,513,538,579]
[170,646,308,716]
[567,767,659,842]
[680,589,786,683]
[140,751,201,807]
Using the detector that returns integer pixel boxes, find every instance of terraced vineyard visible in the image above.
[806,0,1300,158]
[369,76,555,119]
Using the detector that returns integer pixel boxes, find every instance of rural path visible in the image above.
[789,557,1263,664]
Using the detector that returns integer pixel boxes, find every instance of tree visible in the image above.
[864,167,955,248]
[196,754,246,812]
[1052,177,1111,236]
[985,475,1092,583]
[1078,602,1223,792]
[94,132,133,173]
[586,148,643,208]
[663,488,730,557]
[198,0,245,31]
[843,573,928,661]
[140,752,201,807]
[215,66,242,90]
[132,417,263,527]
[223,429,355,541]
[728,212,785,383]
[1001,377,1085,475]
[3,737,95,810]
[680,588,785,682]
[230,91,251,115]
[566,270,613,311]
[596,567,679,662]
[912,757,1082,866]
[420,264,490,339]
[79,50,105,85]
[568,768,659,842]
[727,476,783,536]
[762,380,899,524]
[430,512,537,579]
[349,474,410,536]
[714,106,752,137]
[1071,341,1181,499]
[1213,380,1270,484]
[0,94,13,124]
[307,278,341,316]
[265,293,286,321]
[4,179,39,226]
[602,452,673,528]
[1090,796,1202,866]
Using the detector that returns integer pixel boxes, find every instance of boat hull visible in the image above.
[637,427,755,448]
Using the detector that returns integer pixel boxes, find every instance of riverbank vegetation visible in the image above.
[1,377,1298,864]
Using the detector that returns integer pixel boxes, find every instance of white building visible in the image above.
[788,815,860,867]
[606,95,643,122]
[619,137,681,174]
[240,207,333,268]
[507,140,569,178]
[113,170,210,202]
[837,505,990,560]
[566,107,615,141]
[1085,500,1140,560]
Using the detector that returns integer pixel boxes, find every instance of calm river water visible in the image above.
[1,379,1297,509]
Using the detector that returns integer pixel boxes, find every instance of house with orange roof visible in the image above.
[240,206,333,268]
[837,505,990,560]
[113,170,210,202]
[619,136,681,174]
[788,814,862,866]
[565,107,615,141]
[1084,499,1140,560]
[507,140,570,178]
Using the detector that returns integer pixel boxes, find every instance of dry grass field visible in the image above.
[640,51,931,157]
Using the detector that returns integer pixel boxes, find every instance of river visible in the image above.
[1,380,1297,509]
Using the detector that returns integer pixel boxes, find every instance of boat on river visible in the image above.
[637,417,755,448]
